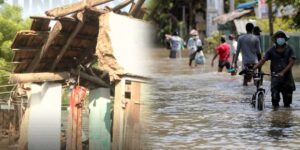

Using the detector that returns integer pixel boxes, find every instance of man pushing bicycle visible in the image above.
[253,30,296,108]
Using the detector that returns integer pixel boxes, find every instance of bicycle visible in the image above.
[239,69,278,110]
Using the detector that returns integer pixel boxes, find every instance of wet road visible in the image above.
[142,49,300,150]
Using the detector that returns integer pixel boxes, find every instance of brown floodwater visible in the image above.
[141,49,300,149]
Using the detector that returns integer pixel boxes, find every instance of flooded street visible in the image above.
[142,49,300,149]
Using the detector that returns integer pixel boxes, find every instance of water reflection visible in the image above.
[267,110,294,139]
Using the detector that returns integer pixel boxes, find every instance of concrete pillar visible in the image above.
[28,82,62,150]
[89,88,111,150]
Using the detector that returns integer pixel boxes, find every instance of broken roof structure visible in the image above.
[10,0,152,88]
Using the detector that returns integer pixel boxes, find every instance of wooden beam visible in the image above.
[136,7,146,19]
[30,16,77,22]
[112,0,133,12]
[26,22,62,72]
[18,104,30,150]
[12,46,86,53]
[130,0,145,17]
[12,30,96,42]
[84,7,109,16]
[70,69,110,87]
[30,16,55,20]
[50,13,85,71]
[11,58,76,65]
[112,79,125,149]
[9,72,70,84]
[129,2,136,12]
[45,0,113,17]
[12,48,39,52]
[10,61,31,65]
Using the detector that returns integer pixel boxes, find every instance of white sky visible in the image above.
[4,0,138,18]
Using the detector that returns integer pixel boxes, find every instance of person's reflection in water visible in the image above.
[267,110,294,139]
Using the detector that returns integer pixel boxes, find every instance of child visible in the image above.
[254,30,296,108]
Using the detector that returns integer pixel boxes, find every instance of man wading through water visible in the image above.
[165,31,184,59]
[254,30,296,108]
[211,36,231,72]
[234,23,262,86]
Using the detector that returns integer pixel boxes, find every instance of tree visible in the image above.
[0,3,30,98]
[272,0,300,28]
[145,0,206,44]
[145,0,174,44]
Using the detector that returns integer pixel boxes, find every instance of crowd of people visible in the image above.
[165,23,296,108]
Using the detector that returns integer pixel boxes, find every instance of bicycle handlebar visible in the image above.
[238,69,279,77]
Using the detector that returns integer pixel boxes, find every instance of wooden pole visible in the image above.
[268,0,274,37]
[18,104,30,150]
[70,69,110,88]
[45,0,113,17]
[112,0,133,12]
[9,72,70,84]
[129,2,136,13]
[112,79,125,150]
[130,0,145,17]
[230,0,235,12]
[50,12,85,71]
[26,22,62,72]
[89,88,111,150]
[124,81,141,149]
[66,86,87,150]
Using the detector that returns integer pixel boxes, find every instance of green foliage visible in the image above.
[204,31,222,54]
[145,0,175,44]
[0,4,22,22]
[271,0,300,28]
[0,3,30,87]
[0,58,11,99]
[62,88,70,106]
[0,40,13,60]
[256,18,300,33]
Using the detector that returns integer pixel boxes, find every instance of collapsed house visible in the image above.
[5,0,152,149]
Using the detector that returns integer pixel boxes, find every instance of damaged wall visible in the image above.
[96,12,153,81]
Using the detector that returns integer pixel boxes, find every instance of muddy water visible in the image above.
[142,49,300,149]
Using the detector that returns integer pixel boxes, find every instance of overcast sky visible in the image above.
[5,0,139,18]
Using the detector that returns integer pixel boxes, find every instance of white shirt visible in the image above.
[169,36,184,51]
[187,36,202,55]
[228,40,237,57]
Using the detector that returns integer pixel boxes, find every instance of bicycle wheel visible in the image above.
[256,92,265,110]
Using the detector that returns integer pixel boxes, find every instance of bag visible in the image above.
[195,51,205,64]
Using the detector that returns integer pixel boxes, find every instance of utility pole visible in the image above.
[268,0,274,37]
[230,0,235,12]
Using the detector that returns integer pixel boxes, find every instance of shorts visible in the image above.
[244,64,255,81]
[169,51,177,58]
[218,60,230,70]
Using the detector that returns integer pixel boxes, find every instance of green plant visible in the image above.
[203,31,222,54]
